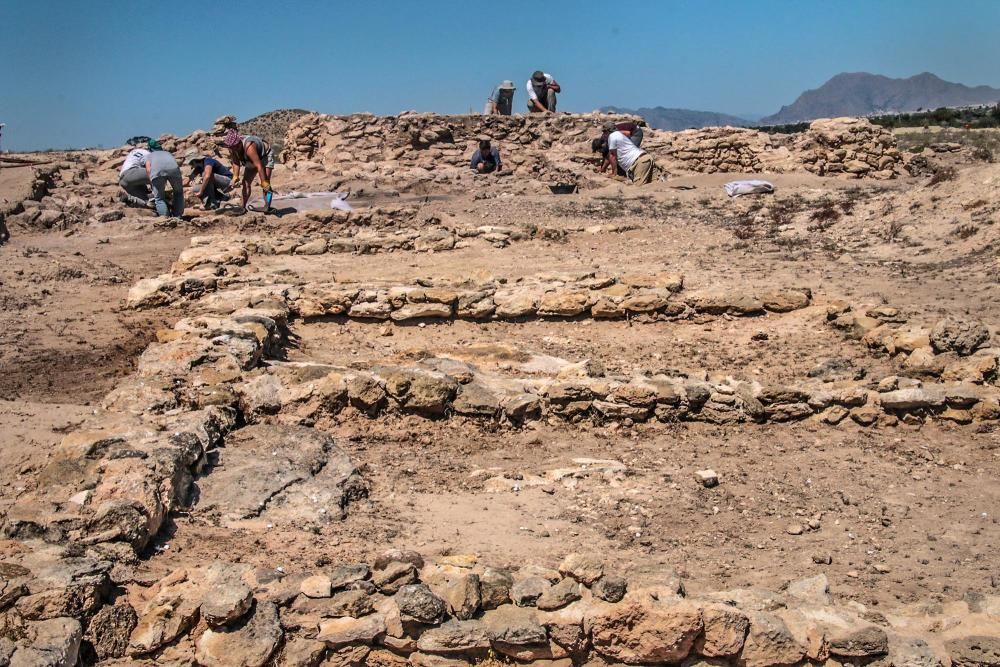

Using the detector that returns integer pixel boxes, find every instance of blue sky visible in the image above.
[3,0,1000,150]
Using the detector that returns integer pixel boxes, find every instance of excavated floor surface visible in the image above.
[1,148,999,630]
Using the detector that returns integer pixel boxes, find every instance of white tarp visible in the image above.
[723,180,775,197]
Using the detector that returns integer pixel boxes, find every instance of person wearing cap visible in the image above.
[223,129,274,210]
[526,71,560,113]
[185,150,233,210]
[470,139,503,174]
[117,145,153,209]
[142,140,185,216]
[607,129,655,185]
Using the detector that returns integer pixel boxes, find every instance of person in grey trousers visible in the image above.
[143,141,184,217]
[118,147,153,208]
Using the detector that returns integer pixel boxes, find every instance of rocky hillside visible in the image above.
[761,72,1000,125]
[602,106,750,131]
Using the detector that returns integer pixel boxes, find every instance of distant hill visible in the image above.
[760,72,1000,125]
[238,109,310,152]
[602,106,750,131]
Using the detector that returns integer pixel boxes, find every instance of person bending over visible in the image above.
[142,141,184,216]
[186,151,233,209]
[223,129,274,210]
[607,130,655,185]
[117,146,152,208]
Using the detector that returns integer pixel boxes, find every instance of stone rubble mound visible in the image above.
[796,117,907,179]
[827,302,999,421]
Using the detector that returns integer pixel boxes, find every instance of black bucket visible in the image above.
[549,183,578,195]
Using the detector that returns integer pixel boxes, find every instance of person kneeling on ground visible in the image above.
[223,129,274,210]
[592,137,625,177]
[143,141,185,217]
[470,140,502,174]
[185,150,233,210]
[608,130,655,185]
[527,70,560,113]
[117,145,153,209]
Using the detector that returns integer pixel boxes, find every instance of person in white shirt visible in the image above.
[117,147,153,208]
[526,71,560,113]
[607,130,655,185]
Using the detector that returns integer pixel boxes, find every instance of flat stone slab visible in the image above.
[194,425,365,526]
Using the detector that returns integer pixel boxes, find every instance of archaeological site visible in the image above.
[0,109,998,667]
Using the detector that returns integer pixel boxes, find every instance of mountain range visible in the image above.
[600,106,751,132]
[607,72,1000,130]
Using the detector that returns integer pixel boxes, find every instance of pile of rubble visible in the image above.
[795,117,906,179]
[829,303,998,392]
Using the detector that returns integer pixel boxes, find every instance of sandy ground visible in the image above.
[1,150,998,613]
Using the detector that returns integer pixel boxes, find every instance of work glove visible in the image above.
[230,177,242,188]
[261,180,272,193]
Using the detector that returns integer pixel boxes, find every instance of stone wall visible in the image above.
[279,112,909,188]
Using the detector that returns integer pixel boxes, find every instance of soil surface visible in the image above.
[1,145,998,616]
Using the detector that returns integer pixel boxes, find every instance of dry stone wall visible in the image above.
[281,112,910,188]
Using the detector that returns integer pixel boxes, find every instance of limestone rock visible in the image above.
[276,636,327,667]
[373,562,419,595]
[479,568,513,609]
[536,578,581,611]
[195,600,283,667]
[301,575,333,599]
[11,617,82,667]
[201,563,254,627]
[785,574,831,606]
[740,611,806,667]
[315,613,386,648]
[558,553,604,586]
[510,577,550,607]
[589,601,703,664]
[427,572,481,621]
[697,604,749,657]
[129,574,202,655]
[481,604,548,646]
[415,620,491,654]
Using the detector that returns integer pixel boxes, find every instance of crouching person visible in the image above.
[118,145,153,208]
[144,141,184,217]
[608,130,655,185]
[186,151,232,209]
[470,139,502,174]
